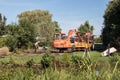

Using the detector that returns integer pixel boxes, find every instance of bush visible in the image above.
[5,36,18,51]
[41,53,52,69]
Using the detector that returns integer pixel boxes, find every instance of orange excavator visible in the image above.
[53,29,94,52]
[74,32,94,50]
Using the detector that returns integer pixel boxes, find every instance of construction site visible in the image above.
[0,0,120,80]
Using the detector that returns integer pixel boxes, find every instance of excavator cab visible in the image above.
[55,32,67,40]
[53,31,74,52]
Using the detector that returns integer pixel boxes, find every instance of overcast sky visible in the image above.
[0,0,110,35]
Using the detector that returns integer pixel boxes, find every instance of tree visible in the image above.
[53,21,61,32]
[78,21,94,35]
[5,23,32,51]
[102,0,120,50]
[18,10,60,44]
[0,13,7,35]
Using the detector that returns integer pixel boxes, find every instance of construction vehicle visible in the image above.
[53,29,94,52]
[53,30,74,52]
[74,32,94,50]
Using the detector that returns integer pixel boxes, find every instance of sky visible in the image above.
[0,0,110,35]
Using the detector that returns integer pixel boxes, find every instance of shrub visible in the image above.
[41,53,52,69]
[5,36,18,51]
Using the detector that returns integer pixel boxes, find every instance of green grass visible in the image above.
[0,51,119,64]
[0,54,42,64]
[0,51,120,80]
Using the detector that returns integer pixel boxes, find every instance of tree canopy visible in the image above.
[18,10,61,43]
[102,0,120,50]
[0,10,62,50]
[77,21,94,35]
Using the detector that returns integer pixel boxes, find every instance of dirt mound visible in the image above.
[0,47,10,56]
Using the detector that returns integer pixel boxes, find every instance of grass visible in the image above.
[0,51,120,80]
[0,54,42,64]
[0,51,119,64]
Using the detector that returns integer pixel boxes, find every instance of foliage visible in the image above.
[18,10,61,44]
[53,21,61,32]
[0,65,120,80]
[0,51,120,80]
[41,53,52,68]
[0,13,7,36]
[1,10,61,50]
[5,23,34,51]
[0,67,34,80]
[102,0,120,50]
[71,55,92,72]
[0,37,6,47]
[5,35,18,51]
[78,21,94,35]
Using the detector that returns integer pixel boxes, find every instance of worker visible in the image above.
[34,40,40,53]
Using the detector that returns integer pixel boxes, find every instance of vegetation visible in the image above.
[18,10,61,44]
[78,21,94,35]
[41,53,52,68]
[0,10,61,51]
[0,13,7,36]
[0,37,6,47]
[4,23,33,51]
[0,51,120,80]
[102,0,120,50]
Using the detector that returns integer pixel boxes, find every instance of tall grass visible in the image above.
[0,51,120,80]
